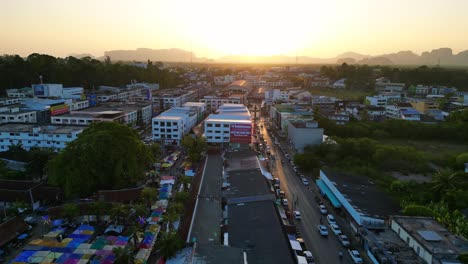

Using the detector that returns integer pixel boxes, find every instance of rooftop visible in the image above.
[393,216,468,257]
[228,80,250,88]
[0,124,84,134]
[324,170,400,218]
[225,169,271,199]
[228,200,294,264]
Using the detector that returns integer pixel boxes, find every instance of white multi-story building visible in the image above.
[200,96,242,112]
[385,103,420,121]
[6,88,34,98]
[152,107,198,145]
[0,106,37,124]
[365,94,402,107]
[152,90,196,109]
[332,79,346,89]
[214,75,236,86]
[204,104,252,144]
[0,98,21,106]
[68,100,89,111]
[0,124,83,152]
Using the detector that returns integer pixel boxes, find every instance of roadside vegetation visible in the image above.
[295,110,468,238]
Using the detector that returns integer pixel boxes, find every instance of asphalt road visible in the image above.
[259,118,354,264]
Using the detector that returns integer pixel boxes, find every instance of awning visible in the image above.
[316,179,342,208]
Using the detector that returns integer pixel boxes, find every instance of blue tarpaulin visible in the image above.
[316,179,342,208]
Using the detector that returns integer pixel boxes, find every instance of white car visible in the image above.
[326,214,336,225]
[319,205,328,215]
[301,178,309,186]
[293,211,301,220]
[303,251,314,263]
[317,225,328,236]
[330,224,342,235]
[338,234,350,247]
[348,249,363,264]
[282,199,289,206]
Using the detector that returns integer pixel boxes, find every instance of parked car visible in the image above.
[319,205,328,215]
[326,214,336,225]
[285,154,291,160]
[296,237,306,249]
[348,249,363,264]
[293,211,302,220]
[301,178,309,186]
[338,234,350,247]
[279,190,286,198]
[282,199,289,206]
[317,225,328,236]
[303,251,314,264]
[330,224,342,235]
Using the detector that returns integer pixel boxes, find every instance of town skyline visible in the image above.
[2,0,468,59]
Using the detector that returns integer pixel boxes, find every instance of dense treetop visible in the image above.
[47,122,154,199]
[0,53,180,93]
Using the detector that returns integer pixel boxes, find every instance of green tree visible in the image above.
[110,204,129,225]
[112,246,135,264]
[26,147,56,179]
[181,136,207,162]
[431,169,460,200]
[403,205,434,217]
[156,232,184,260]
[48,122,153,199]
[140,187,157,211]
[62,203,79,223]
[175,191,189,204]
[90,201,107,223]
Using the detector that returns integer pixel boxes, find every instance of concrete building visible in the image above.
[365,94,402,107]
[332,79,346,89]
[214,75,236,86]
[408,99,439,113]
[0,124,84,152]
[0,98,21,106]
[226,80,252,94]
[365,106,386,120]
[32,84,84,99]
[6,87,34,98]
[152,107,198,145]
[51,102,152,126]
[152,89,196,109]
[182,102,207,121]
[285,119,323,153]
[200,95,242,112]
[375,80,405,93]
[386,103,421,121]
[204,104,252,144]
[0,106,37,124]
[391,216,468,264]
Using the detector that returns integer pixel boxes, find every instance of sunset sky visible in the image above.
[1,0,468,58]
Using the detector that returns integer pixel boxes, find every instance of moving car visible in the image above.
[317,225,328,236]
[338,234,350,247]
[330,224,342,235]
[319,205,328,215]
[301,178,309,186]
[293,211,301,220]
[326,214,336,225]
[348,249,363,264]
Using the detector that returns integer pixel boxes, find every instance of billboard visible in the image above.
[87,94,98,107]
[50,104,69,116]
[230,123,252,143]
[33,84,46,96]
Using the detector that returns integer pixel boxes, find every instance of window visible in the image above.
[215,130,221,133]
[166,122,171,126]
[160,122,165,127]
[161,129,165,132]
[154,133,159,137]
[223,124,229,128]
[215,124,221,127]
[167,129,171,132]
[154,128,159,131]
[207,123,213,127]
[223,131,229,134]
[154,121,159,125]
[173,122,177,125]
[215,136,221,139]
[167,135,172,139]
[207,130,213,133]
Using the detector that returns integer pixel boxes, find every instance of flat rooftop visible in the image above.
[153,115,183,120]
[0,124,84,134]
[225,169,271,199]
[228,200,294,264]
[324,170,400,218]
[393,216,468,257]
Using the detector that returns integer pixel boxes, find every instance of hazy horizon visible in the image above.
[1,0,468,59]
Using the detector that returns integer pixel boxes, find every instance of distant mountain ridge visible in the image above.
[100,47,468,66]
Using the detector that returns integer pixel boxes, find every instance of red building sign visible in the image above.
[230,123,252,143]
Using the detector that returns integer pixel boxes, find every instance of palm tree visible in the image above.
[432,169,459,200]
[112,246,135,264]
[156,232,184,261]
[162,211,179,232]
[110,204,128,225]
